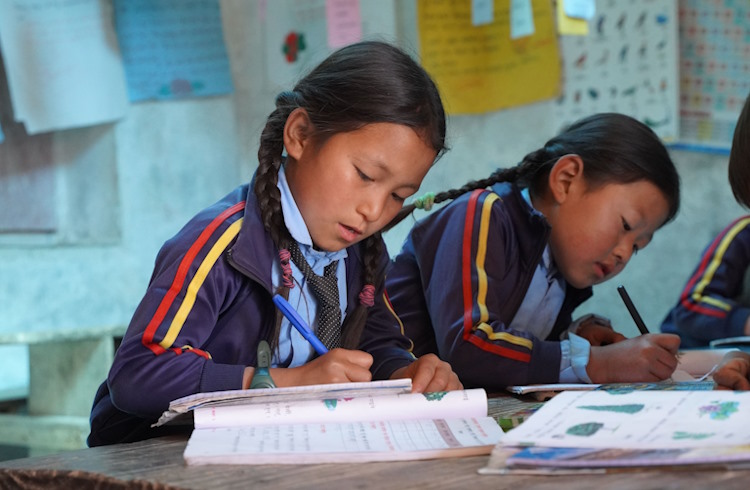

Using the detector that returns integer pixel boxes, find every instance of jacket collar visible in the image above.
[226,180,277,291]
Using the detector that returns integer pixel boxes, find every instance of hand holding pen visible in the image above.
[583,286,681,383]
[271,294,373,384]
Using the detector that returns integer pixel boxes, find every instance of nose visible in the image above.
[613,240,635,268]
[357,191,388,223]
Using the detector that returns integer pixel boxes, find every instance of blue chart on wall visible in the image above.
[113,0,234,102]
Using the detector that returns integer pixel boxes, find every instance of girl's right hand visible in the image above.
[586,334,681,383]
[269,348,374,387]
[713,351,750,390]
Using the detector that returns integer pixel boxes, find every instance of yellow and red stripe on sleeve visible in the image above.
[461,190,533,362]
[679,216,750,318]
[141,202,245,357]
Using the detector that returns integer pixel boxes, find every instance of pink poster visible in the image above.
[326,0,362,48]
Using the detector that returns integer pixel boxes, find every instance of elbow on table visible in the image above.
[107,369,170,419]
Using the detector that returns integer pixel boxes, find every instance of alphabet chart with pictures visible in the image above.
[678,0,750,151]
[553,0,679,142]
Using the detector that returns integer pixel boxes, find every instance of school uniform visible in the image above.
[88,170,413,446]
[371,182,592,390]
[661,216,750,347]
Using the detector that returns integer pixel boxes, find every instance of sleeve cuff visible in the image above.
[558,333,593,383]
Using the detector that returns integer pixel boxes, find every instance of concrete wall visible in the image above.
[0,0,745,398]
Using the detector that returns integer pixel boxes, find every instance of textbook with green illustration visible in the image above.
[505,348,734,399]
[174,380,503,465]
[481,389,750,474]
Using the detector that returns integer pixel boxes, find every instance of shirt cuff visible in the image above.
[558,333,593,383]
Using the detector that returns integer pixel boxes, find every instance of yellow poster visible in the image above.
[417,0,561,114]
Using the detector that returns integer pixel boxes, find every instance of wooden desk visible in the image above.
[1,395,749,489]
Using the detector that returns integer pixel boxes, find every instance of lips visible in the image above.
[338,223,363,243]
[597,262,613,278]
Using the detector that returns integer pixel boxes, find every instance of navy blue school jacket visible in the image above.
[368,182,592,391]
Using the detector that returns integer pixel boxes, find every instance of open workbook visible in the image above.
[480,389,750,475]
[174,379,503,465]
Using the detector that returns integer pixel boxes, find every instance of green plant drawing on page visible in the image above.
[423,391,448,401]
[699,401,739,420]
[566,422,604,436]
[577,403,645,414]
[673,431,715,440]
[323,396,359,411]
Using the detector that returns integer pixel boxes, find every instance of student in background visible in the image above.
[660,93,750,350]
[712,92,750,389]
[368,113,682,390]
[88,41,460,446]
[659,216,750,348]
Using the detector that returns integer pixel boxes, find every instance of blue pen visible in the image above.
[272,294,329,355]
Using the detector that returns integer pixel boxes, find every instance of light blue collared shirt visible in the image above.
[270,165,348,368]
[517,188,592,383]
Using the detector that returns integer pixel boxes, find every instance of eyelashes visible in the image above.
[356,166,407,203]
[621,217,632,232]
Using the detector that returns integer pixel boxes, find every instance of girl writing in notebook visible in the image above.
[89,41,460,446]
[369,113,682,390]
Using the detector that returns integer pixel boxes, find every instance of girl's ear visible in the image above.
[283,108,312,160]
[547,154,584,204]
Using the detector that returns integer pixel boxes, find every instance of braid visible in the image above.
[340,234,384,349]
[384,143,563,232]
[385,166,526,230]
[431,167,522,204]
[255,95,303,348]
[254,108,291,249]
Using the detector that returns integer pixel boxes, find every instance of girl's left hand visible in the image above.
[573,314,625,346]
[713,351,750,390]
[390,354,462,393]
[577,323,627,346]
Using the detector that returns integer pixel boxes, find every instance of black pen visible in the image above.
[616,285,650,335]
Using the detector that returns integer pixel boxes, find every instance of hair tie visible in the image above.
[279,249,294,288]
[413,192,435,211]
[359,284,375,307]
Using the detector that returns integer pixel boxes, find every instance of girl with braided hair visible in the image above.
[89,41,459,447]
[372,113,683,390]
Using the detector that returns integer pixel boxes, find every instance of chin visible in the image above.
[567,275,597,289]
[573,281,595,289]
